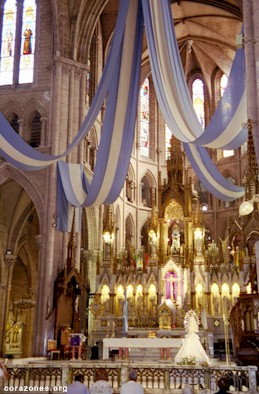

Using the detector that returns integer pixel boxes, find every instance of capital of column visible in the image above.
[35,234,45,250]
[4,254,17,267]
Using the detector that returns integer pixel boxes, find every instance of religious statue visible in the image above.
[213,295,220,314]
[150,238,156,258]
[148,229,157,258]
[175,310,210,365]
[219,235,229,258]
[194,227,203,256]
[191,183,199,201]
[171,227,180,254]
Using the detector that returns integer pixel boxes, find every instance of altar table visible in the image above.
[103,337,183,360]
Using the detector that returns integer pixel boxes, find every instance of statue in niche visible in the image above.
[118,297,124,315]
[213,295,220,314]
[171,227,180,254]
[219,235,229,258]
[222,295,231,313]
[150,239,156,257]
[149,229,157,258]
[136,294,143,313]
[194,228,203,256]
[191,183,199,201]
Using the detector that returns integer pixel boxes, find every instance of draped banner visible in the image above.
[0,0,246,231]
[57,162,89,231]
[0,0,132,170]
[142,0,247,148]
[184,144,245,201]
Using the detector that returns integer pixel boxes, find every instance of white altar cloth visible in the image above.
[103,337,183,359]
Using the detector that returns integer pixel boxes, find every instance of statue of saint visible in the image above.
[171,228,180,254]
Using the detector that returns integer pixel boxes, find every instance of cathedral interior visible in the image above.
[0,0,259,364]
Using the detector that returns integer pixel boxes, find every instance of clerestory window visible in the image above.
[0,0,36,86]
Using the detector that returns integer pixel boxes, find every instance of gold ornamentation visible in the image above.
[164,200,184,221]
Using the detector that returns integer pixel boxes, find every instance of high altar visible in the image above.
[45,134,259,358]
[83,137,257,351]
[5,126,257,360]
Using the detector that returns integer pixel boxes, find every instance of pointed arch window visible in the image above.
[192,78,205,129]
[19,0,36,83]
[0,0,16,85]
[220,74,228,97]
[30,110,41,147]
[10,114,19,133]
[165,124,172,159]
[139,77,150,157]
[219,74,234,157]
[0,0,36,86]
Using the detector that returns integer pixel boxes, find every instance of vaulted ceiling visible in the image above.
[100,0,242,81]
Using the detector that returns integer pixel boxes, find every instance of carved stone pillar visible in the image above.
[0,254,17,356]
[39,117,47,146]
[78,68,87,164]
[17,119,25,140]
[243,0,259,160]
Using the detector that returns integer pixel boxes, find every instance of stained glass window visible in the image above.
[192,78,205,129]
[220,74,228,97]
[165,124,172,159]
[220,74,234,157]
[0,0,16,85]
[0,0,36,86]
[139,77,150,157]
[19,0,36,83]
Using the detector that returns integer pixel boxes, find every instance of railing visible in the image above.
[2,361,258,394]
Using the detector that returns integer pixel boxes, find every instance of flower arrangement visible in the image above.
[177,357,209,367]
[177,355,197,365]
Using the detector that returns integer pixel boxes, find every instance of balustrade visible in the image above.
[3,362,258,393]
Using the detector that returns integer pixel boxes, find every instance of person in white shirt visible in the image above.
[67,373,89,394]
[120,369,144,394]
[90,369,113,394]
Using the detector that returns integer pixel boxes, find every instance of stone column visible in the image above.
[17,119,25,140]
[204,272,211,313]
[33,59,63,355]
[0,253,17,356]
[243,0,259,161]
[39,117,47,146]
[13,0,23,85]
[78,68,87,164]
[32,235,45,355]
[67,64,74,163]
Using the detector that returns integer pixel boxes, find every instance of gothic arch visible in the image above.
[2,101,23,122]
[51,0,71,58]
[126,163,136,203]
[140,171,157,208]
[0,164,44,236]
[23,98,48,121]
[125,213,135,260]
[75,1,106,62]
[17,234,37,291]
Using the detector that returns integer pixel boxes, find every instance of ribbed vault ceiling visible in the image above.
[100,0,242,79]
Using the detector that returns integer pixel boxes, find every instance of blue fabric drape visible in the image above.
[0,0,247,231]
